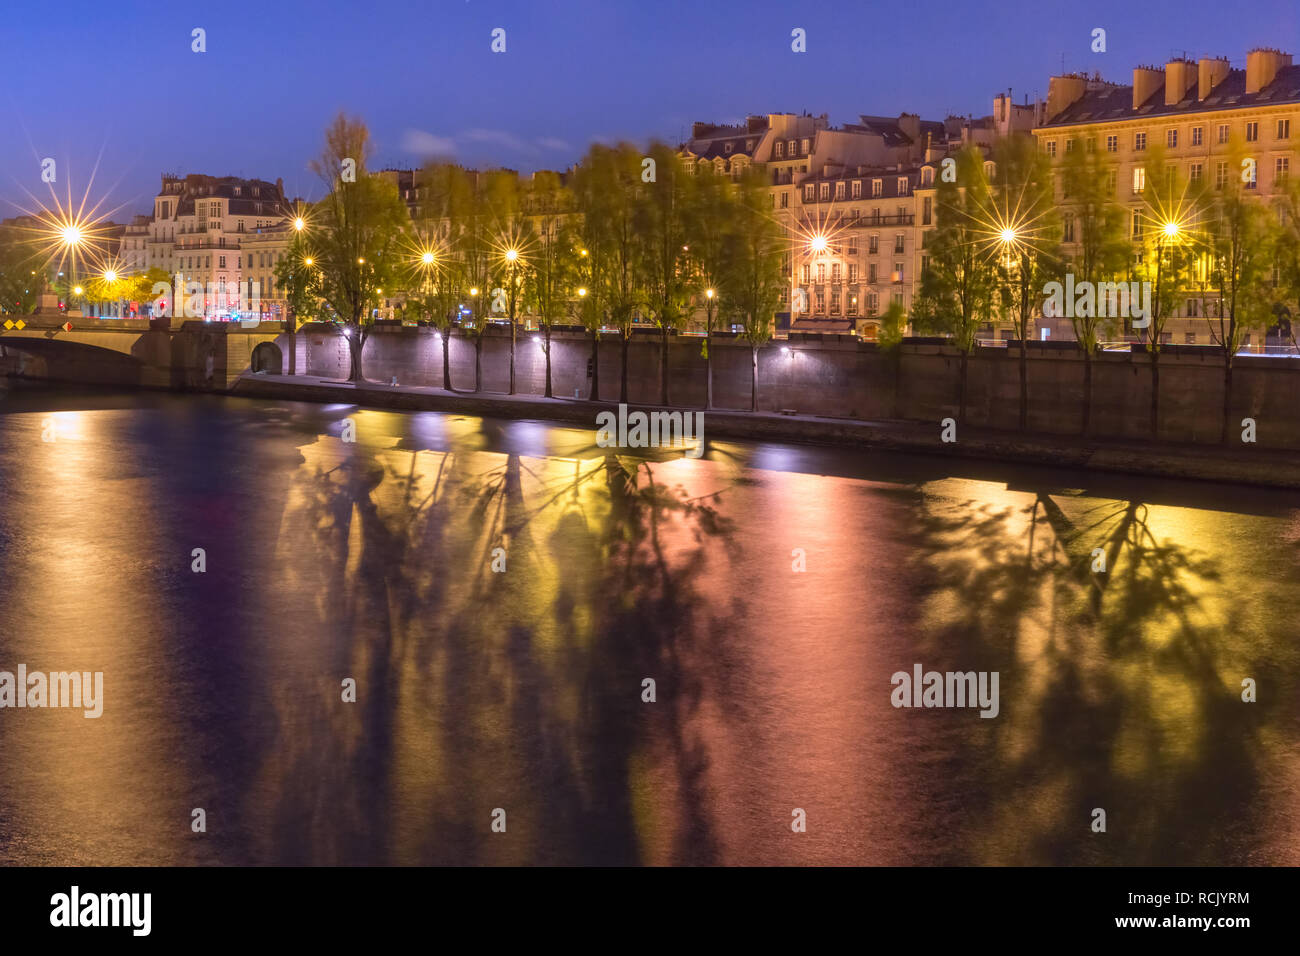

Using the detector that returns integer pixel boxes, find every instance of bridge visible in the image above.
[0,316,295,390]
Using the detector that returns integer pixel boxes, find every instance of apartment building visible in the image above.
[1035,48,1300,345]
[133,173,292,319]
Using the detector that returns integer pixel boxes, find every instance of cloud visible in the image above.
[536,137,570,152]
[402,129,456,157]
[461,128,538,155]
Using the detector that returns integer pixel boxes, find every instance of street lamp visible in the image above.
[810,235,828,253]
[294,217,306,232]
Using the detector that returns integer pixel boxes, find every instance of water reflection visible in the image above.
[0,389,1297,865]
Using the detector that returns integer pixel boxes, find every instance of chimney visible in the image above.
[1199,56,1231,99]
[1165,59,1197,105]
[1045,74,1088,123]
[1133,66,1164,109]
[1246,47,1292,94]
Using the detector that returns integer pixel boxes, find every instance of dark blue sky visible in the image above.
[4,0,1299,219]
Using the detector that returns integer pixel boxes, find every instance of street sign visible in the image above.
[62,321,73,332]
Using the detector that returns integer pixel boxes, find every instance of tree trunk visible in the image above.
[1221,354,1234,444]
[442,327,451,390]
[508,317,516,395]
[347,329,364,383]
[705,333,713,410]
[543,324,553,398]
[620,334,629,404]
[1018,342,1028,431]
[474,336,482,393]
[892,350,902,420]
[1081,349,1094,437]
[589,329,600,402]
[750,345,758,412]
[1149,350,1160,439]
[287,323,296,376]
[660,325,669,406]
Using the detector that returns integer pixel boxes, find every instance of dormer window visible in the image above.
[921,167,934,185]
[897,177,909,195]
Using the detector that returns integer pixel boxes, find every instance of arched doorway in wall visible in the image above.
[250,341,283,374]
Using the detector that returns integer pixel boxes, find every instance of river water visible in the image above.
[1,388,1298,865]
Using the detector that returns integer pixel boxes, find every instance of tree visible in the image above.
[1058,139,1130,434]
[0,225,42,314]
[684,163,735,409]
[876,299,907,419]
[273,233,322,374]
[417,162,477,390]
[720,166,783,412]
[575,143,642,402]
[989,135,1061,431]
[1204,144,1275,444]
[638,141,691,406]
[1131,144,1200,438]
[523,171,577,398]
[308,113,411,382]
[484,169,526,394]
[912,147,998,423]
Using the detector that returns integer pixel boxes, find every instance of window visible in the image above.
[1277,156,1292,183]
[1106,167,1118,193]
[867,292,879,315]
[1065,138,1076,153]
[848,263,858,282]
[801,264,810,283]
[1166,128,1178,148]
[1185,332,1197,344]
[780,192,789,208]
[871,179,883,197]
[800,138,810,155]
[922,196,932,225]
[1132,166,1146,193]
[1046,141,1057,157]
[835,181,845,200]
[815,291,825,313]
[868,235,879,255]
[219,255,226,269]
[898,177,909,195]
[1245,121,1259,142]
[248,254,254,267]
[1086,137,1097,153]
[819,183,830,200]
[723,142,733,154]
[788,140,797,157]
[921,167,934,185]
[1217,124,1229,144]
[848,294,858,316]
[1215,160,1229,188]
[1132,210,1143,238]
[852,180,862,198]
[775,142,785,159]
[1134,131,1147,151]
[1106,134,1118,152]
[831,263,841,283]
[1189,162,1203,183]
[804,184,815,202]
[847,238,858,256]
[816,263,825,283]
[1063,213,1075,243]
[830,290,841,314]
[894,234,905,254]
[868,263,878,283]
[1279,119,1292,139]
[1191,126,1203,146]
[893,263,904,283]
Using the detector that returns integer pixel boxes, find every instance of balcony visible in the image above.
[844,213,915,227]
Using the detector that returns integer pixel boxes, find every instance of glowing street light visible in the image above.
[103,269,117,283]
[577,287,587,297]
[999,227,1017,244]
[357,257,366,265]
[470,287,479,296]
[810,235,828,253]
[505,248,518,262]
[579,248,588,257]
[1162,221,1180,239]
[421,251,435,265]
[705,288,714,299]
[61,225,84,247]
[304,257,314,267]
[294,217,306,232]
[73,285,83,296]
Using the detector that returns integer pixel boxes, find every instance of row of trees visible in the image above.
[916,134,1300,444]
[283,115,786,409]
